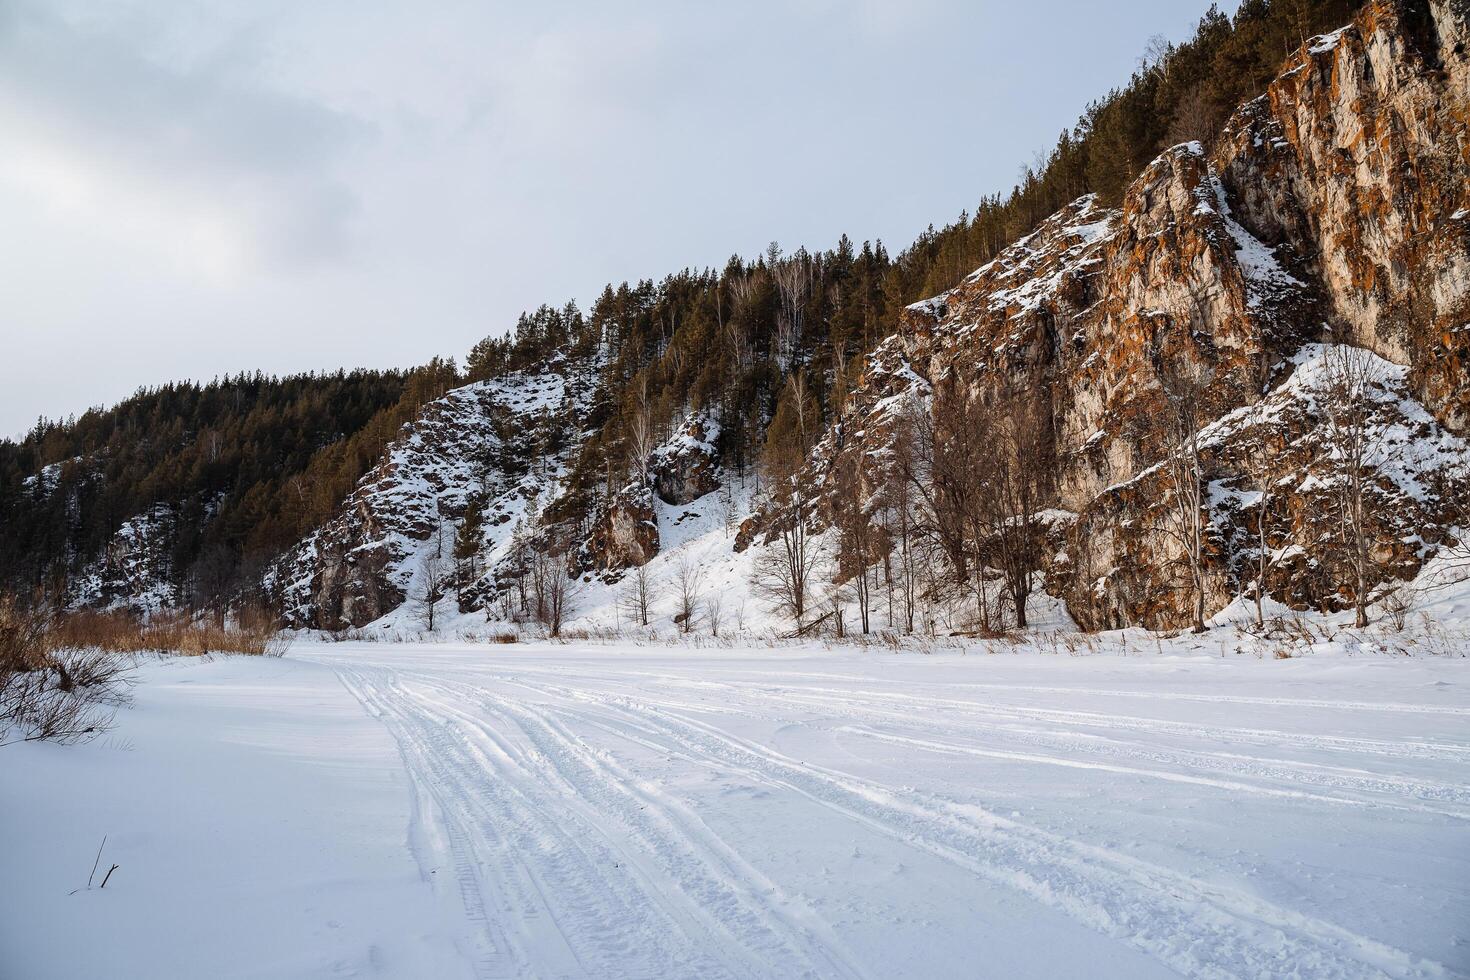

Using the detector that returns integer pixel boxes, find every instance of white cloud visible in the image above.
[0,0,367,279]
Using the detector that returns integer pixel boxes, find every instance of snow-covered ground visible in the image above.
[4,631,1468,979]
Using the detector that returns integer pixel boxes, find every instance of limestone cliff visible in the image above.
[746,0,1469,630]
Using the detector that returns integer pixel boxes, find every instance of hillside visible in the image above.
[1,0,1466,638]
[261,0,1469,638]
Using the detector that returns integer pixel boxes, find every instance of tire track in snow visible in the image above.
[629,683,1470,816]
[836,724,1470,820]
[909,682,1470,716]
[336,666,528,979]
[493,696,870,980]
[398,671,865,980]
[458,666,1470,764]
[499,678,1470,820]
[339,662,865,979]
[339,665,725,979]
[491,675,1449,980]
[678,679,1470,764]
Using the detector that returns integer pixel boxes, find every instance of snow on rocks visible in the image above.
[67,506,177,615]
[275,361,596,629]
[648,413,721,506]
[1067,342,1469,630]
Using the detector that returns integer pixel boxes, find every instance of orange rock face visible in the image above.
[773,0,1470,630]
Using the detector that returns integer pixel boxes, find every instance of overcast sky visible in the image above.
[0,0,1237,439]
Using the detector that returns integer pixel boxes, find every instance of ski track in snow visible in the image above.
[303,646,1469,980]
[335,663,862,980]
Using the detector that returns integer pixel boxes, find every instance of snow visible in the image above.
[0,654,468,979]
[5,624,1469,979]
[1198,172,1306,308]
[904,295,947,316]
[1309,27,1349,55]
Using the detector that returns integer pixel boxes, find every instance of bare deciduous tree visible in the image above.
[1159,360,1214,633]
[626,374,656,485]
[830,453,877,634]
[752,374,821,625]
[771,249,815,371]
[674,557,706,634]
[545,566,580,638]
[881,404,926,634]
[1320,344,1391,628]
[907,396,975,616]
[724,270,763,370]
[414,550,450,632]
[1165,82,1217,148]
[984,387,1054,630]
[1243,360,1283,629]
[704,594,724,637]
[619,563,654,628]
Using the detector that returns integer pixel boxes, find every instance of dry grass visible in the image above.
[3,595,291,747]
[50,606,290,658]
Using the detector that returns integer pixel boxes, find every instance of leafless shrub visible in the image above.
[0,592,53,674]
[1,671,115,747]
[705,594,724,637]
[1378,583,1415,633]
[1,592,132,748]
[51,647,135,704]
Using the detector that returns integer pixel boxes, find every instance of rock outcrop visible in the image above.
[581,415,721,572]
[67,505,176,615]
[1214,1,1470,430]
[271,366,589,629]
[582,485,660,571]
[649,415,721,506]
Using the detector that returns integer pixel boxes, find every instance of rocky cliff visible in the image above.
[270,362,594,629]
[743,0,1469,630]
